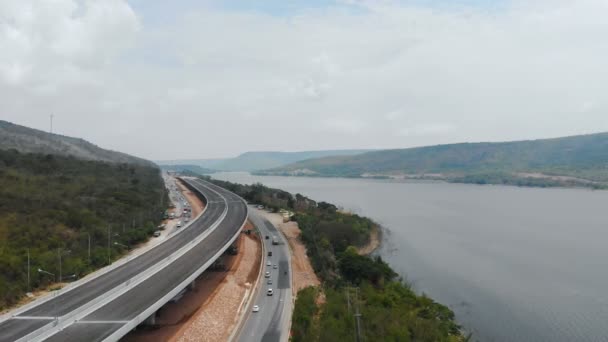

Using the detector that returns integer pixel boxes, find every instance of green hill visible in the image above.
[0,149,167,309]
[0,121,166,309]
[259,133,608,189]
[157,150,371,172]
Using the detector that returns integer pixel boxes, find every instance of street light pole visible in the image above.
[38,268,57,323]
[114,242,129,249]
[27,248,30,292]
[87,232,91,265]
[107,226,111,265]
[58,248,61,283]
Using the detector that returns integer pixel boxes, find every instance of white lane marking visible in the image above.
[12,317,54,320]
[75,321,129,324]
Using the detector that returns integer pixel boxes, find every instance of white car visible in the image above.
[265,271,270,278]
[273,264,278,269]
[267,261,272,266]
[267,288,273,296]
[252,305,260,312]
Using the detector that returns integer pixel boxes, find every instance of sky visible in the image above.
[1,0,607,160]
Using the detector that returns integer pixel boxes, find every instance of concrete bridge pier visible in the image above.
[144,311,157,325]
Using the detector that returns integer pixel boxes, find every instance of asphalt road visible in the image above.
[238,209,292,342]
[0,178,247,342]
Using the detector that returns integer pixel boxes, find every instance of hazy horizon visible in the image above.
[2,0,607,160]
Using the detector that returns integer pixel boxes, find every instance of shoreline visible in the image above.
[250,172,608,191]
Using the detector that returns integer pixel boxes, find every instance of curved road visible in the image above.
[238,209,292,342]
[0,178,247,342]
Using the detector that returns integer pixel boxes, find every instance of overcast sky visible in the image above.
[1,0,607,160]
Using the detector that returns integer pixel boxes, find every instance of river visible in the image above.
[212,172,608,341]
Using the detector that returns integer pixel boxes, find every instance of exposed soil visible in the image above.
[357,225,381,256]
[279,221,321,294]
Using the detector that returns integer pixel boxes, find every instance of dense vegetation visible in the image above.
[0,149,167,309]
[203,176,463,341]
[258,132,608,189]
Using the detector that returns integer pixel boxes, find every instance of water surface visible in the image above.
[213,172,608,341]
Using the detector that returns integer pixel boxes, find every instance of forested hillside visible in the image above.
[259,132,608,189]
[0,149,166,309]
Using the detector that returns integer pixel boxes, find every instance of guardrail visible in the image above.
[228,209,266,342]
[277,217,294,342]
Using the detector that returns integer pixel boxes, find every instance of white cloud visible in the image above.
[0,0,139,87]
[1,0,608,159]
[399,123,456,137]
[321,117,366,134]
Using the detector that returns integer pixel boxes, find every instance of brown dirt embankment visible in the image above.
[279,221,321,294]
[357,225,381,256]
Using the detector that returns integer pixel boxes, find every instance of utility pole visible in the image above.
[346,286,351,313]
[50,114,54,134]
[354,287,362,342]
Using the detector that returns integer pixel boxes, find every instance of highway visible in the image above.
[0,178,247,342]
[238,209,293,342]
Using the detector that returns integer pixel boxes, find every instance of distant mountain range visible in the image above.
[159,164,216,175]
[0,120,153,166]
[258,133,608,189]
[156,150,371,172]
